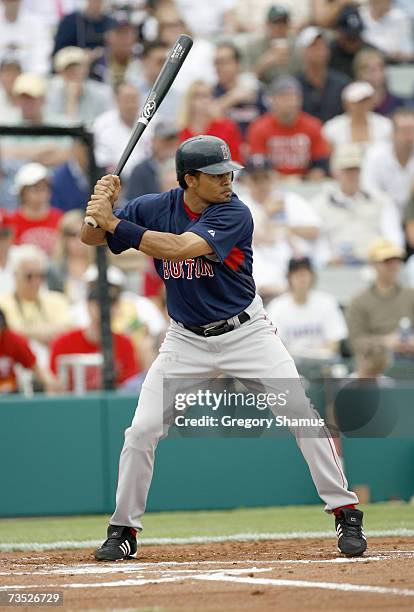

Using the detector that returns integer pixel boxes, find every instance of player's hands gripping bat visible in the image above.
[84,34,193,228]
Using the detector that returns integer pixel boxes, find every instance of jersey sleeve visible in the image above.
[8,330,36,369]
[189,203,253,263]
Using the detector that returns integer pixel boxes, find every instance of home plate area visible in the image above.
[1,539,414,610]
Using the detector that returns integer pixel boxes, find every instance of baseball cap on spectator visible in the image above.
[0,209,12,237]
[368,239,405,263]
[107,10,133,30]
[331,143,363,171]
[245,154,273,173]
[296,26,324,49]
[269,75,302,95]
[342,81,374,104]
[84,264,126,287]
[267,5,290,22]
[54,46,88,72]
[12,73,46,98]
[288,256,313,275]
[14,163,49,193]
[335,6,364,37]
[153,121,179,140]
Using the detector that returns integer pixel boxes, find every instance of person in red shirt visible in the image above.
[247,75,330,179]
[8,163,63,256]
[178,80,243,163]
[50,284,139,391]
[0,307,61,393]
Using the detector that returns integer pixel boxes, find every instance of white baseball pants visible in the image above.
[111,295,358,530]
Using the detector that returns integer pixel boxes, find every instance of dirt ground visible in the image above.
[1,537,414,611]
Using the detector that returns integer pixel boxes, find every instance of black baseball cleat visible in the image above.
[335,508,367,557]
[94,525,138,561]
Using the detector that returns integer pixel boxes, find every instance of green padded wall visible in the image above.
[0,389,413,517]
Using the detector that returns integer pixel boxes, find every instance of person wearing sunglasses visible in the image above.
[0,244,73,368]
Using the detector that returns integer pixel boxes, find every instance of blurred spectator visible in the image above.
[351,337,391,379]
[174,0,238,38]
[346,238,414,356]
[247,5,298,86]
[0,0,53,74]
[156,4,215,94]
[361,107,414,219]
[50,140,91,212]
[267,256,348,360]
[125,40,181,123]
[1,73,71,168]
[0,244,73,366]
[323,80,392,150]
[249,0,360,31]
[247,75,330,179]
[296,26,349,123]
[125,121,179,200]
[8,163,63,256]
[47,46,113,123]
[71,265,162,368]
[359,0,414,62]
[329,5,368,79]
[311,0,362,29]
[50,283,139,391]
[240,155,321,299]
[178,80,243,163]
[47,210,92,304]
[0,306,61,394]
[53,0,114,65]
[0,55,21,121]
[213,42,268,138]
[353,48,406,116]
[21,0,80,30]
[97,11,139,88]
[312,143,403,264]
[0,209,15,296]
[93,82,151,179]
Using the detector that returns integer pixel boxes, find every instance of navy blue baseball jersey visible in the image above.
[107,187,255,326]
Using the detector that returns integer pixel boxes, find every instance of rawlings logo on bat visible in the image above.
[142,99,157,119]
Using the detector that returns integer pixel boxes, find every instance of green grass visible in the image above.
[0,502,413,544]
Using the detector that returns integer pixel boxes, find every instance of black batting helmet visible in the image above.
[176,135,244,182]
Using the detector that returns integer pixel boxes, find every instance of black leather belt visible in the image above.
[182,311,250,337]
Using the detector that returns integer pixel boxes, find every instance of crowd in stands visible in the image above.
[1,0,414,394]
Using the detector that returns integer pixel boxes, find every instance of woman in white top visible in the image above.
[267,256,348,360]
[322,81,393,151]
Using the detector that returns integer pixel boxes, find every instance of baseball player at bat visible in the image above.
[82,136,367,561]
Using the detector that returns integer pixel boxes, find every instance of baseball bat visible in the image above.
[85,34,193,228]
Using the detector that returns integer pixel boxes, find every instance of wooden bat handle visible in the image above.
[84,215,98,228]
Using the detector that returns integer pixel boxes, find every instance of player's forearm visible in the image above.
[81,222,107,246]
[139,230,196,261]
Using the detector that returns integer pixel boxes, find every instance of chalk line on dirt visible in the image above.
[1,528,414,552]
[2,551,414,577]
